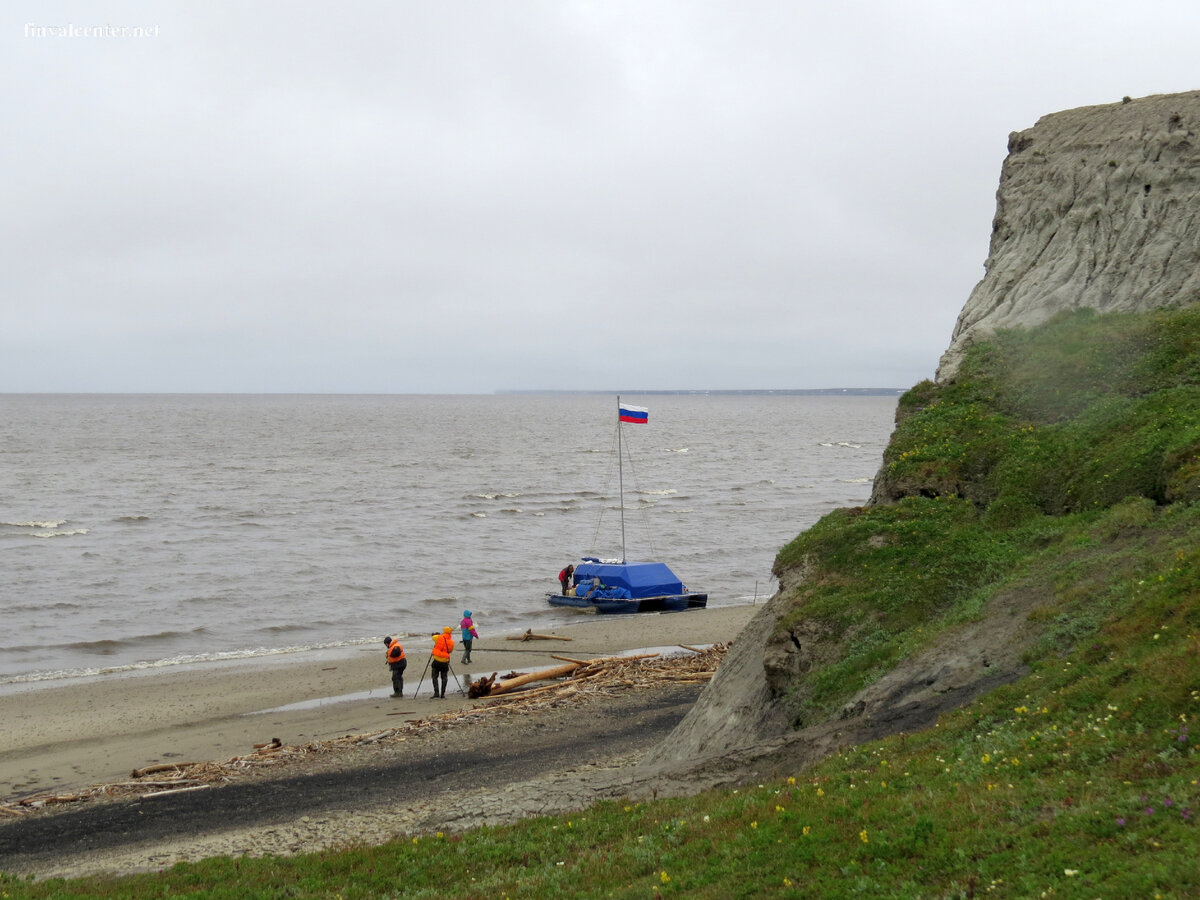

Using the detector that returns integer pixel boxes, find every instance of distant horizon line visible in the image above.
[497,388,905,396]
[2,387,907,397]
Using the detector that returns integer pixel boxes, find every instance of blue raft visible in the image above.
[547,557,708,614]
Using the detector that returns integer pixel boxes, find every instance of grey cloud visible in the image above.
[5,1,1200,392]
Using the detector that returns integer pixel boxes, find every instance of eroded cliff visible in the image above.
[640,90,1200,784]
[937,91,1200,380]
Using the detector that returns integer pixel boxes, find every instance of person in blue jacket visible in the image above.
[460,610,478,664]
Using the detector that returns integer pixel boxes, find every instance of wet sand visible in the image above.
[0,604,759,802]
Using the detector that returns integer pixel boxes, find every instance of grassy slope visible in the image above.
[5,308,1199,899]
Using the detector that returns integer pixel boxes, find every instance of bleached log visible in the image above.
[357,730,395,744]
[469,661,583,697]
[104,779,202,789]
[482,680,573,704]
[506,629,572,642]
[130,762,204,778]
[19,793,86,807]
[493,661,580,692]
[140,784,212,799]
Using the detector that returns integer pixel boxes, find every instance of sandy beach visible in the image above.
[0,603,759,805]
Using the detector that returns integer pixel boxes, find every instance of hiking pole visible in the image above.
[413,653,432,698]
[447,661,465,696]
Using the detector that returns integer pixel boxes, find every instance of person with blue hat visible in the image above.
[459,610,478,663]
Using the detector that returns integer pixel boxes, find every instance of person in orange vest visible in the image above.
[430,626,455,699]
[384,636,407,698]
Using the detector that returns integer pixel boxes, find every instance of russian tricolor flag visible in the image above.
[618,403,649,424]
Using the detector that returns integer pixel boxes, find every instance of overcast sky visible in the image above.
[4,2,1199,393]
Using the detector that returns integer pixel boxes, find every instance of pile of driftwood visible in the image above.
[0,643,728,817]
[466,644,723,701]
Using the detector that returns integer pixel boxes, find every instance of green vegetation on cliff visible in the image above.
[5,308,1198,898]
[772,307,1200,731]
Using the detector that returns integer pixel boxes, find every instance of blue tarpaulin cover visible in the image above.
[583,586,632,600]
[573,560,685,598]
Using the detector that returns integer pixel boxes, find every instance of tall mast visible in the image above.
[616,395,626,563]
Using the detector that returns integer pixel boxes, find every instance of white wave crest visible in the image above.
[0,638,379,688]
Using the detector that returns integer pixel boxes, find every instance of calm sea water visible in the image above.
[1,393,898,685]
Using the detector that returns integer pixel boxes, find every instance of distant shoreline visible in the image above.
[1,388,905,397]
[496,388,905,396]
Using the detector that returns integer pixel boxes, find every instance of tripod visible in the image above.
[413,654,432,698]
[415,657,464,698]
[447,661,464,696]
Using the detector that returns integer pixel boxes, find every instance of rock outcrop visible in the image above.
[937,91,1200,381]
[639,538,1036,783]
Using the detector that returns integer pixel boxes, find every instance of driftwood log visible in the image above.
[130,762,205,778]
[140,783,212,799]
[505,629,572,642]
[468,662,581,698]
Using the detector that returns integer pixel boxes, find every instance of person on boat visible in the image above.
[558,564,575,596]
[459,610,478,664]
[430,626,455,699]
[384,636,407,698]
